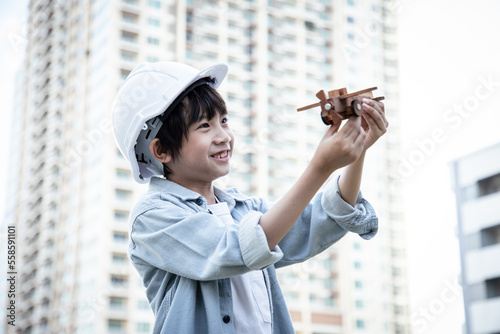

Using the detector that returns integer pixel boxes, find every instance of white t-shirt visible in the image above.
[207,202,272,334]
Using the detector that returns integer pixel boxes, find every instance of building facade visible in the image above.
[451,143,500,334]
[6,0,410,333]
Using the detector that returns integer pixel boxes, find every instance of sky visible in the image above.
[1,0,500,333]
[398,0,500,333]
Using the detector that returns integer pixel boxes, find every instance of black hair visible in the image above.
[155,82,227,176]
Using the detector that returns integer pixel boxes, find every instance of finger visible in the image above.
[363,109,383,132]
[328,121,342,135]
[362,102,388,130]
[321,121,341,141]
[374,103,389,127]
[341,117,362,142]
[353,126,367,146]
[329,121,341,134]
[345,118,366,145]
[361,116,369,131]
[363,98,385,115]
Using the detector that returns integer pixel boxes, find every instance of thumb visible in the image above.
[327,122,341,135]
[321,122,341,141]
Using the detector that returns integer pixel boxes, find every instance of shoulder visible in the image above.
[129,187,199,236]
[131,189,200,223]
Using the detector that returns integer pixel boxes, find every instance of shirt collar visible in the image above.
[148,177,243,210]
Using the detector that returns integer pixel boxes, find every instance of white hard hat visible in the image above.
[112,61,228,183]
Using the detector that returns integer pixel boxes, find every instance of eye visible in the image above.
[221,117,228,124]
[198,123,210,129]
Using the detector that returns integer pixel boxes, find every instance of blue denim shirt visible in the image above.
[128,176,378,334]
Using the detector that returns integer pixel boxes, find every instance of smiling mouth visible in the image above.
[212,151,229,159]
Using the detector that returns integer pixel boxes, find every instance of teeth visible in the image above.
[214,151,228,158]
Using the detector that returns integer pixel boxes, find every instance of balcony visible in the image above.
[465,243,500,284]
[462,191,500,234]
[470,297,500,333]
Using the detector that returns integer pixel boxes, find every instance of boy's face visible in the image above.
[166,111,234,187]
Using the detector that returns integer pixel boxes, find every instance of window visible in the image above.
[109,297,126,309]
[147,17,160,26]
[356,319,365,329]
[108,319,125,332]
[122,12,138,24]
[148,0,161,8]
[111,275,128,288]
[354,280,363,289]
[355,300,363,308]
[113,232,128,243]
[115,189,132,200]
[461,172,500,201]
[147,37,160,45]
[120,69,129,80]
[116,168,131,179]
[307,292,335,308]
[114,210,129,222]
[478,173,500,197]
[383,42,395,50]
[112,253,127,265]
[121,31,137,43]
[137,322,151,332]
[120,50,137,62]
[205,35,218,44]
[305,21,315,31]
[486,277,500,298]
[481,224,500,247]
[138,300,150,310]
[324,277,334,289]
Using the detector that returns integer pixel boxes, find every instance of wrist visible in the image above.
[308,159,337,180]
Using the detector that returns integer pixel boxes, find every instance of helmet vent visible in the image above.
[137,153,147,163]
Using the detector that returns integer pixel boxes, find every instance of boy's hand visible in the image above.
[310,117,366,177]
[361,98,388,151]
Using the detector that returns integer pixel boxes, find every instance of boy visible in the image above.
[112,61,388,333]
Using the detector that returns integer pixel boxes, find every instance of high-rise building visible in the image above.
[451,143,500,334]
[6,0,410,333]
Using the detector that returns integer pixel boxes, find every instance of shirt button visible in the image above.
[222,315,230,324]
[196,198,203,206]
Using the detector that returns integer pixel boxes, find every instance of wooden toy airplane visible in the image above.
[297,87,385,125]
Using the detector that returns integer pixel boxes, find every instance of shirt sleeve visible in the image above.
[321,175,378,239]
[129,202,283,281]
[275,175,378,268]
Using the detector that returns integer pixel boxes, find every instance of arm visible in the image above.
[338,151,365,207]
[275,174,379,268]
[129,202,282,280]
[338,98,388,206]
[259,117,366,250]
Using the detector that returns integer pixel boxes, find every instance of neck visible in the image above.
[167,175,216,204]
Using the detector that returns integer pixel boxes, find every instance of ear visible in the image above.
[149,138,172,163]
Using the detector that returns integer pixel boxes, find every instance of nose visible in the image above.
[214,124,232,145]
